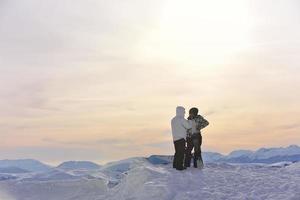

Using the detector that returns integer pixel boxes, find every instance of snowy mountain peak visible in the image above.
[228,150,253,158]
[220,145,300,163]
[287,144,300,149]
[252,145,300,160]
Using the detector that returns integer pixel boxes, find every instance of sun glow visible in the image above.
[136,0,253,67]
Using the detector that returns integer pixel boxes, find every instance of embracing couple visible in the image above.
[171,106,209,171]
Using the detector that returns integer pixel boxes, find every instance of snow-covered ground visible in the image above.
[0,145,300,200]
[0,159,299,200]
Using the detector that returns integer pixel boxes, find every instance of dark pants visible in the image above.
[173,138,186,170]
[184,133,203,168]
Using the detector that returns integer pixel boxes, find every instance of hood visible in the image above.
[176,106,185,117]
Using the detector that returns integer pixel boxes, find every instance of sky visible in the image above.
[0,0,300,165]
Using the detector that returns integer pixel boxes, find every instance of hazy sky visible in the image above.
[1,0,300,164]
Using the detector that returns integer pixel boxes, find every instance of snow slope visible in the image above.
[104,160,300,200]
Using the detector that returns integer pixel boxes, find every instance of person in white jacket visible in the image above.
[171,106,192,170]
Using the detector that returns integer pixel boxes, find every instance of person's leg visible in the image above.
[198,134,203,164]
[173,140,178,168]
[173,151,177,168]
[192,138,199,167]
[193,134,204,168]
[176,138,186,170]
[184,137,194,167]
[192,134,202,168]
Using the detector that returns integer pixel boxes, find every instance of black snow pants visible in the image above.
[184,133,203,168]
[173,138,186,170]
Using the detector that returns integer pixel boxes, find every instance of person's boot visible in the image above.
[198,156,204,169]
[173,155,177,168]
[176,166,185,171]
[193,156,197,168]
[198,160,204,169]
[196,159,203,169]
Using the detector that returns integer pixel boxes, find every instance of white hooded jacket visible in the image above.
[171,106,192,141]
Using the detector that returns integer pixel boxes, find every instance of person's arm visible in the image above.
[186,120,193,138]
[197,116,209,130]
[182,119,192,130]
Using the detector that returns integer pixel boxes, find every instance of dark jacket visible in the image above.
[187,115,209,136]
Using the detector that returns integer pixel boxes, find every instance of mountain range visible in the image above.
[0,145,299,172]
[149,145,300,165]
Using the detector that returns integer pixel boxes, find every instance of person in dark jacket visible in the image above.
[184,107,209,168]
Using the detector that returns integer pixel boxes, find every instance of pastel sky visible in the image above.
[0,0,300,164]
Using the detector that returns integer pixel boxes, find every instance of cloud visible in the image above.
[0,146,103,164]
[203,110,217,116]
[277,123,300,130]
[146,141,172,149]
[42,137,136,148]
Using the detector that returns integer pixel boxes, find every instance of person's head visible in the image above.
[189,107,198,117]
[176,106,186,117]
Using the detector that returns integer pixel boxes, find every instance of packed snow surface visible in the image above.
[0,158,299,200]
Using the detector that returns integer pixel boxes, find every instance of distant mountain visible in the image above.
[24,169,79,181]
[148,145,300,164]
[147,155,173,165]
[147,152,225,164]
[221,145,300,164]
[202,152,225,163]
[0,159,52,172]
[228,150,253,158]
[57,161,101,170]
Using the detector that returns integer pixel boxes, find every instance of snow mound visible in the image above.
[106,161,171,200]
[101,157,145,174]
[1,179,108,200]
